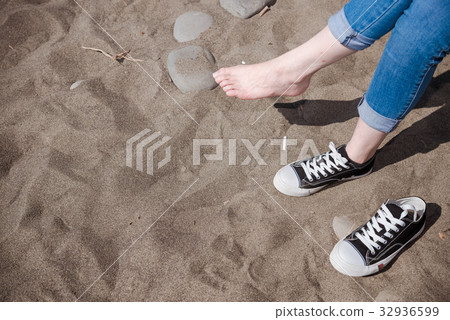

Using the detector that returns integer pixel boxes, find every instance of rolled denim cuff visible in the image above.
[358,95,399,133]
[328,8,376,51]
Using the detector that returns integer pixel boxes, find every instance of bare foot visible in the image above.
[213,59,312,100]
[213,26,355,100]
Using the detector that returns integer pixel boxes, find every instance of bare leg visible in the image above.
[213,26,355,100]
[346,118,388,164]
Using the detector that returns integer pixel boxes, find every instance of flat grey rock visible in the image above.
[332,215,355,240]
[167,46,217,93]
[173,11,213,42]
[220,0,275,19]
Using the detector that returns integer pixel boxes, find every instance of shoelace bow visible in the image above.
[356,203,416,255]
[294,142,349,181]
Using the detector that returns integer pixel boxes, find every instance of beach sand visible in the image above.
[0,0,449,301]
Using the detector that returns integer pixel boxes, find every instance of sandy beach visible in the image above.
[0,0,449,301]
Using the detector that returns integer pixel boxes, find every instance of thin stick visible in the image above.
[114,50,131,60]
[82,46,113,59]
[123,56,143,62]
[82,46,143,62]
[259,5,270,17]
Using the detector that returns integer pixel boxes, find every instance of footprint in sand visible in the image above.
[189,232,272,301]
[189,259,229,292]
[188,234,245,291]
[1,4,75,69]
[211,234,246,268]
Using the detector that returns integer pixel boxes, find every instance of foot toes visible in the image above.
[213,68,228,83]
[226,89,238,97]
[220,80,232,88]
[223,85,235,92]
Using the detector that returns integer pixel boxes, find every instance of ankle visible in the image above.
[345,118,386,164]
[345,145,374,165]
[274,48,317,76]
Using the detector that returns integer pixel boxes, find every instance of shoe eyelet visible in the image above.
[389,234,393,239]
[308,178,313,182]
[323,173,328,177]
[376,245,381,250]
[330,170,335,174]
[370,251,375,255]
[383,240,387,244]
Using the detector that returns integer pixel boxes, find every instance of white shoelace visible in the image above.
[356,203,416,255]
[295,142,350,181]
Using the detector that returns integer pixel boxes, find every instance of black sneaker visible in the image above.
[273,142,374,196]
[330,197,426,277]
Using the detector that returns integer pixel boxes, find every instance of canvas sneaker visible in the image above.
[273,142,374,197]
[330,197,427,277]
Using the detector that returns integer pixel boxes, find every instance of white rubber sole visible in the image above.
[272,166,373,197]
[330,197,426,277]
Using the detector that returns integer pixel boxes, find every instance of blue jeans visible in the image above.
[328,0,450,133]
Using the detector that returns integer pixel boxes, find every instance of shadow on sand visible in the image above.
[274,71,450,172]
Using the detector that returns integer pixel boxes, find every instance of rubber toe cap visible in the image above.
[276,165,300,188]
[337,241,365,267]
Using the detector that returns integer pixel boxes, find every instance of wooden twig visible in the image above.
[259,5,270,17]
[82,46,113,59]
[114,50,131,61]
[8,45,16,51]
[82,46,143,62]
[123,55,143,62]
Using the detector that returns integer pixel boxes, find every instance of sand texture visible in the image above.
[0,0,449,302]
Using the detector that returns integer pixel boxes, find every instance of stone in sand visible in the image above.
[332,216,355,240]
[167,46,217,93]
[173,11,213,42]
[220,0,275,19]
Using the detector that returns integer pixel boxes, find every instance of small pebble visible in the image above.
[70,80,85,90]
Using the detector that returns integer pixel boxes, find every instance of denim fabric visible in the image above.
[329,0,413,51]
[328,9,375,51]
[329,0,450,133]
